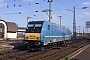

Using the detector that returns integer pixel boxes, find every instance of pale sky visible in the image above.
[0,0,90,33]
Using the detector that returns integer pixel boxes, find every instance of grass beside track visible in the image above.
[60,44,90,60]
[60,52,75,60]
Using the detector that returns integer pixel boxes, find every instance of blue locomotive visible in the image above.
[23,20,71,50]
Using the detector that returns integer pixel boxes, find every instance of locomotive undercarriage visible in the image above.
[23,40,70,50]
[23,40,45,50]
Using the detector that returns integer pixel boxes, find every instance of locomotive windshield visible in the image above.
[26,21,44,33]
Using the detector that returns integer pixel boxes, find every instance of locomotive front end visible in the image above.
[23,21,44,50]
[25,33,40,40]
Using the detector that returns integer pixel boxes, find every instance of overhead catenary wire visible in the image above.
[1,0,30,15]
[6,0,31,8]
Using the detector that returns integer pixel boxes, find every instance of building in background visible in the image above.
[0,20,17,38]
[0,20,26,39]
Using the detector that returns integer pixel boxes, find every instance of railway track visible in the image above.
[26,40,89,60]
[0,39,89,60]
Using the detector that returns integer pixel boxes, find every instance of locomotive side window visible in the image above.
[48,25,50,30]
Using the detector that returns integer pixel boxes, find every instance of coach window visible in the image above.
[48,25,50,30]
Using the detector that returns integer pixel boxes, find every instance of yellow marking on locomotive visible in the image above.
[25,33,40,40]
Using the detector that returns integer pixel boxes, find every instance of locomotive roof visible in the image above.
[51,22,67,28]
[28,20,69,30]
[28,21,44,24]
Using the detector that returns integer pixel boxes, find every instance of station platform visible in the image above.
[0,38,24,41]
[0,40,23,50]
[70,44,90,60]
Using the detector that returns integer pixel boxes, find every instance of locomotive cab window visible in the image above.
[35,24,42,27]
[28,24,34,27]
[48,25,50,30]
[26,21,44,33]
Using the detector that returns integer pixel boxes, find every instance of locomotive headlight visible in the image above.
[35,42,40,45]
